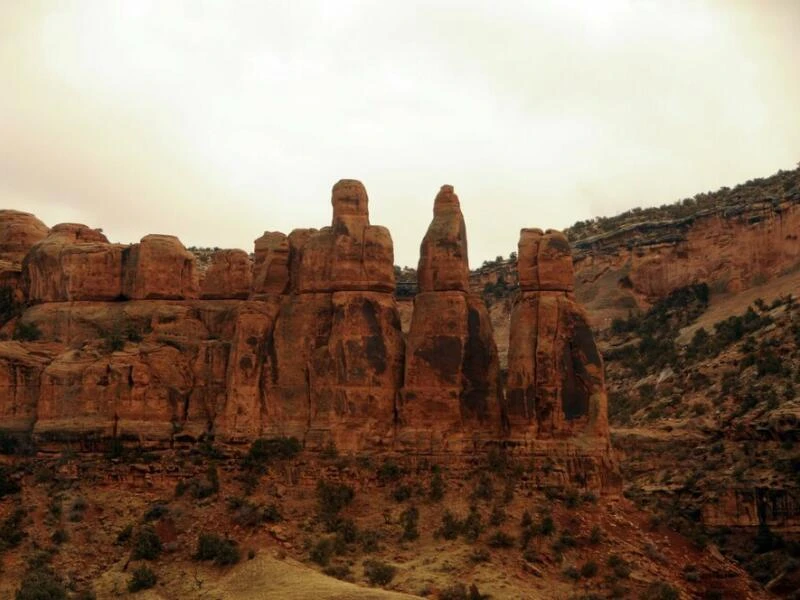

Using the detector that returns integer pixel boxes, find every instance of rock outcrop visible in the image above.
[252,232,289,297]
[123,234,198,300]
[22,224,123,302]
[266,180,403,451]
[400,186,502,451]
[0,181,615,487]
[507,229,608,441]
[200,249,252,299]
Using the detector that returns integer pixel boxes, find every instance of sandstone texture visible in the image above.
[401,186,502,451]
[0,180,612,477]
[507,228,609,442]
[252,231,289,297]
[200,249,252,299]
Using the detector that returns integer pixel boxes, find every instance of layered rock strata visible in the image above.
[400,186,502,451]
[0,185,614,485]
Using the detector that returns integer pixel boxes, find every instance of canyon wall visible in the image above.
[0,181,613,486]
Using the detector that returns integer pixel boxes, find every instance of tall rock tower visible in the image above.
[506,228,609,442]
[263,180,404,451]
[400,185,502,452]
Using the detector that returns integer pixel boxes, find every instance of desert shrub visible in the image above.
[226,496,264,528]
[537,515,555,536]
[15,567,67,600]
[640,581,679,600]
[0,466,21,498]
[392,484,412,502]
[489,505,506,526]
[563,565,580,580]
[13,321,41,342]
[0,508,27,551]
[437,510,462,540]
[469,548,490,563]
[132,525,162,560]
[331,518,358,550]
[116,523,134,545]
[439,583,490,600]
[589,525,603,544]
[143,503,168,522]
[580,560,598,578]
[243,436,301,471]
[429,470,445,501]
[316,480,354,528]
[363,559,396,586]
[262,503,283,523]
[400,506,419,541]
[323,564,352,580]
[310,537,334,566]
[51,528,68,545]
[128,566,157,593]
[194,533,240,565]
[472,473,494,501]
[359,529,380,553]
[487,531,515,548]
[376,459,405,484]
[462,506,483,543]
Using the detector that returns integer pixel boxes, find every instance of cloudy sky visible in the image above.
[1,1,798,267]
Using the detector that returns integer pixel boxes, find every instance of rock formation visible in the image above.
[123,234,198,300]
[251,232,289,297]
[400,185,502,451]
[265,180,404,451]
[0,184,614,484]
[507,229,608,441]
[200,249,252,299]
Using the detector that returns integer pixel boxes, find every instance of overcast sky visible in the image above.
[2,1,799,267]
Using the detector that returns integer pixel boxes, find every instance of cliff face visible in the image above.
[0,181,612,487]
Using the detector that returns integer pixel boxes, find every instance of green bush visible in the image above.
[429,471,445,501]
[400,506,419,541]
[376,459,405,484]
[640,581,679,600]
[322,564,352,580]
[0,508,26,551]
[363,559,396,586]
[132,525,162,560]
[0,466,21,498]
[243,437,301,470]
[316,480,354,527]
[128,566,157,593]
[194,533,240,565]
[15,567,67,600]
[487,531,515,548]
[580,560,598,578]
[310,537,334,566]
[13,321,41,342]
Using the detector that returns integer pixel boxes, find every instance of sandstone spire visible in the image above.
[400,185,502,451]
[507,228,608,440]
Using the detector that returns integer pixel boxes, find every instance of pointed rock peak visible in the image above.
[433,184,461,214]
[332,179,369,225]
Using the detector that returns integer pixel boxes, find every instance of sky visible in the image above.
[1,1,799,267]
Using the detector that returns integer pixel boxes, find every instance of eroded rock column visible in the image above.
[264,180,404,451]
[400,185,502,452]
[507,229,609,441]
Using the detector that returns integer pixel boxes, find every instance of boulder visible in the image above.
[0,210,49,264]
[22,223,123,302]
[252,232,289,297]
[123,234,198,300]
[518,228,574,292]
[200,249,252,299]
